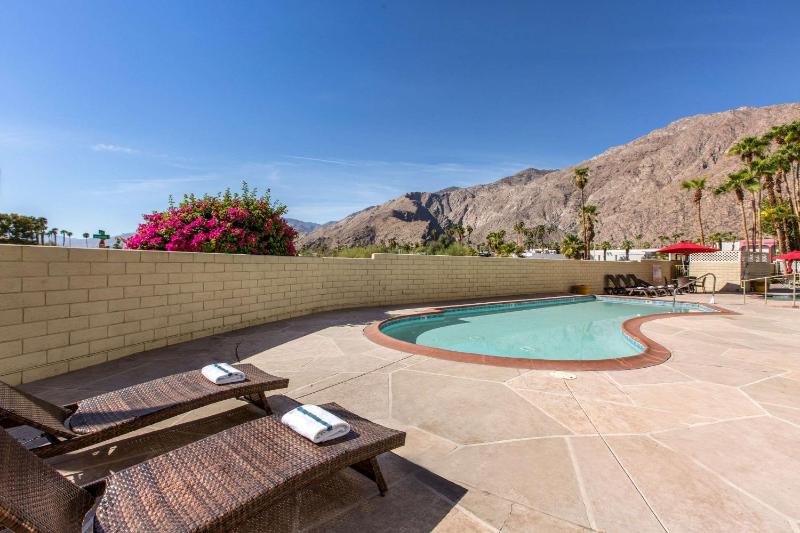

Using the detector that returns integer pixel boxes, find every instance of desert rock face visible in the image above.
[300,103,800,248]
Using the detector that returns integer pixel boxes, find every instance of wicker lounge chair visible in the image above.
[0,363,288,458]
[0,399,405,533]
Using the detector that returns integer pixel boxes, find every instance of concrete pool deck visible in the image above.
[14,293,800,532]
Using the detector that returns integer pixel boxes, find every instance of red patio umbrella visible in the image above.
[776,250,800,273]
[657,242,720,303]
[656,242,719,254]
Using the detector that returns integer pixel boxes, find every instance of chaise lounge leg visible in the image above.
[258,392,273,415]
[351,456,389,496]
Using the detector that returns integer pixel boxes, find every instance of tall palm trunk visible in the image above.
[763,174,787,254]
[749,192,758,252]
[735,189,750,252]
[694,190,705,245]
[579,189,587,260]
[757,188,763,255]
[775,174,793,252]
[793,161,800,249]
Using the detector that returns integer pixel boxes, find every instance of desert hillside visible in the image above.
[300,103,800,248]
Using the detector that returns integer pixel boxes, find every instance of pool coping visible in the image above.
[363,294,738,371]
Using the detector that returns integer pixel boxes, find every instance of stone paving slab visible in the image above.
[15,293,800,532]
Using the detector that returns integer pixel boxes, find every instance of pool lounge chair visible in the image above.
[0,363,288,458]
[617,274,656,297]
[614,274,650,297]
[625,274,672,297]
[631,274,676,296]
[603,274,619,294]
[609,275,629,294]
[0,398,405,533]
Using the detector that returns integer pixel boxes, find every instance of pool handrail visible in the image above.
[740,272,799,308]
[672,272,716,308]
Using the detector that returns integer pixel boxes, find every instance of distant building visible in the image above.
[588,248,659,261]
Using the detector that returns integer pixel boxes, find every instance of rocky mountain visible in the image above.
[300,103,800,248]
[285,218,322,234]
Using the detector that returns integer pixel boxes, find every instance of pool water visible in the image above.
[380,296,711,361]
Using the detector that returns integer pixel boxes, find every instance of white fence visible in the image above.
[690,251,768,263]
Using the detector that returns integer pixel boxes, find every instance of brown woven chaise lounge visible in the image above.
[0,398,406,533]
[0,363,288,457]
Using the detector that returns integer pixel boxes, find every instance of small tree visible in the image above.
[561,233,583,259]
[485,230,507,254]
[83,232,90,247]
[600,240,611,261]
[621,239,633,260]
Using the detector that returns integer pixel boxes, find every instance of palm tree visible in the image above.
[751,157,789,253]
[560,233,583,259]
[451,224,465,244]
[727,136,769,167]
[707,232,724,250]
[728,135,769,250]
[744,177,763,253]
[657,235,669,247]
[621,239,633,261]
[769,150,796,251]
[35,217,48,245]
[761,202,795,250]
[680,177,708,245]
[573,167,590,259]
[60,229,68,247]
[513,221,526,247]
[671,231,684,243]
[781,142,800,215]
[465,225,474,245]
[48,227,58,245]
[66,231,73,246]
[581,204,598,257]
[600,240,611,261]
[485,230,506,254]
[83,232,90,247]
[714,169,757,253]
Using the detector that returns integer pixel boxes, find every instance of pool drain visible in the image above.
[549,371,577,380]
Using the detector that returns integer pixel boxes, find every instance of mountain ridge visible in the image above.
[300,103,800,248]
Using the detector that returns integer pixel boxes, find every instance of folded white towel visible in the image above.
[281,404,351,443]
[201,363,246,385]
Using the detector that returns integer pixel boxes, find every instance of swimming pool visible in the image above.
[370,296,717,368]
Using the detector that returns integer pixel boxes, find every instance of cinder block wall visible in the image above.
[0,245,670,384]
[689,260,772,292]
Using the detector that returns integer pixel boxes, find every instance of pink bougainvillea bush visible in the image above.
[126,183,297,255]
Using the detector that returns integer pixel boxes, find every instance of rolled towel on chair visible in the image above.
[281,404,351,443]
[201,363,246,385]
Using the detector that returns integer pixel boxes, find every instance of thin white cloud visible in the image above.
[91,143,141,155]
[286,155,364,167]
[90,174,220,195]
[284,154,526,177]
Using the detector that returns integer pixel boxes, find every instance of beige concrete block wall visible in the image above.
[689,260,772,292]
[0,245,670,384]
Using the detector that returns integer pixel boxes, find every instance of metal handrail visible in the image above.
[740,273,799,282]
[741,272,799,308]
[671,272,717,307]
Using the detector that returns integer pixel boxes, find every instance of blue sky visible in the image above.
[2,1,800,234]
